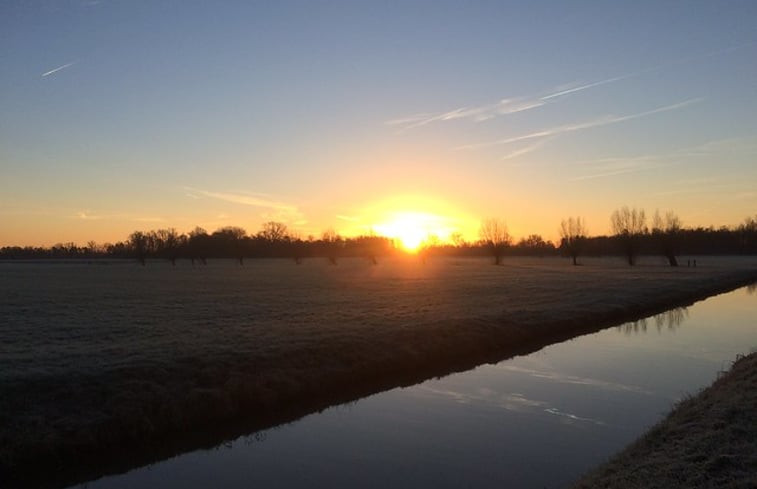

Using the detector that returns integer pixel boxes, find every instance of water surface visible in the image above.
[73,286,756,489]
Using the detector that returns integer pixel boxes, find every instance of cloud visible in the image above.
[186,187,305,223]
[458,98,702,150]
[386,98,547,129]
[336,214,360,222]
[70,211,166,223]
[569,136,746,182]
[654,181,756,198]
[540,75,630,100]
[501,138,551,161]
[75,211,103,220]
[387,98,550,130]
[569,167,655,182]
[386,74,634,130]
[41,62,76,78]
[568,154,676,181]
[387,42,750,132]
[186,188,297,212]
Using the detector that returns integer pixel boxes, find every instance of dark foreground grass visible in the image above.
[1,257,756,488]
[572,351,757,489]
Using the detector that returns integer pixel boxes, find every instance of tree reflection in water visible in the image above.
[618,307,689,335]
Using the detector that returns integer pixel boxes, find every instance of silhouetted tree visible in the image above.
[611,206,647,265]
[449,232,467,248]
[516,234,555,256]
[258,221,289,242]
[154,228,183,265]
[213,226,247,264]
[652,210,682,267]
[738,215,757,254]
[86,240,100,256]
[128,231,149,265]
[188,227,210,265]
[479,218,511,265]
[321,228,342,265]
[288,232,306,264]
[560,217,588,265]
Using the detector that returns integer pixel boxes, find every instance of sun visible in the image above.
[347,195,478,253]
[374,211,450,253]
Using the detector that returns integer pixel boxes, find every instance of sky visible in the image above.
[2,1,757,246]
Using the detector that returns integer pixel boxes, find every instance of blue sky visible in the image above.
[2,1,756,245]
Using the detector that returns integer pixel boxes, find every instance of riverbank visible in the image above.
[1,257,756,488]
[572,351,757,488]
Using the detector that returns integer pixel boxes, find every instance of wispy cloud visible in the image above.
[568,154,678,182]
[501,138,552,161]
[386,98,545,129]
[70,211,166,223]
[654,180,757,198]
[570,136,751,182]
[75,211,103,220]
[186,187,305,223]
[387,74,634,130]
[541,75,630,100]
[387,41,750,132]
[41,62,76,78]
[186,187,296,212]
[569,167,662,182]
[458,98,702,151]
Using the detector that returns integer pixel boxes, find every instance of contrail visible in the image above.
[541,75,630,100]
[41,62,76,78]
[456,98,702,150]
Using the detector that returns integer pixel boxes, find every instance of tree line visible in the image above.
[2,211,756,266]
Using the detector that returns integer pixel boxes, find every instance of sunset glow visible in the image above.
[373,211,451,252]
[1,3,756,247]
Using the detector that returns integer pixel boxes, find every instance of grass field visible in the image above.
[571,351,757,489]
[1,255,756,487]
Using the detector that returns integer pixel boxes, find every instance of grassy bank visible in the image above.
[1,256,756,488]
[572,351,757,489]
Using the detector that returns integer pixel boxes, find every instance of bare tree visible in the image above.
[188,227,210,265]
[128,231,148,265]
[213,226,247,265]
[652,210,682,267]
[154,228,182,265]
[258,221,289,242]
[449,232,467,248]
[559,217,587,266]
[322,228,342,265]
[738,214,757,254]
[479,218,511,265]
[418,234,441,264]
[611,206,647,265]
[288,231,306,264]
